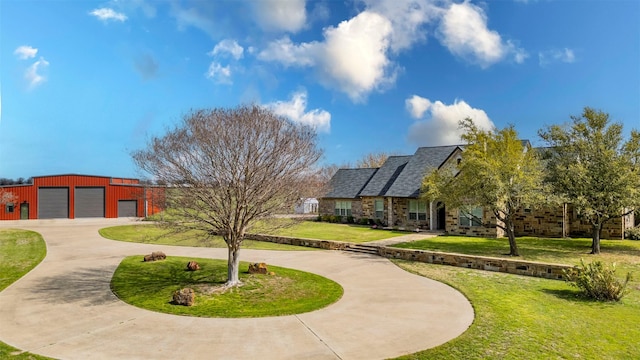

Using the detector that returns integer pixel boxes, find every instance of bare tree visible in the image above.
[132,105,322,286]
[0,189,18,206]
[355,151,396,168]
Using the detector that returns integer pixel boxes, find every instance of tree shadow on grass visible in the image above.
[27,265,118,306]
[540,288,614,305]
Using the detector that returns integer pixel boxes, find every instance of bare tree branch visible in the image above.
[132,105,323,286]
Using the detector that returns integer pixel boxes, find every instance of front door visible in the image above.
[437,202,446,230]
[20,203,29,220]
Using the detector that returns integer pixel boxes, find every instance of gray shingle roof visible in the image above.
[324,168,377,199]
[359,156,411,196]
[384,145,461,198]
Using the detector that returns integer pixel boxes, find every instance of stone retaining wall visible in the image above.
[376,247,572,280]
[246,233,573,280]
[246,233,349,250]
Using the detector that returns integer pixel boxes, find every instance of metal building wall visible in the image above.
[0,174,164,220]
[0,184,37,220]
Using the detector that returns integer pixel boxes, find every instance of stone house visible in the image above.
[319,145,634,239]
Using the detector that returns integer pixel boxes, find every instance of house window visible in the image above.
[409,200,427,221]
[6,203,14,213]
[335,201,352,216]
[374,199,384,219]
[459,207,483,227]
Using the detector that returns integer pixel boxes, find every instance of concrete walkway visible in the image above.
[0,219,473,360]
[366,231,441,246]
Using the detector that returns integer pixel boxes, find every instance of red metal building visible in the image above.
[0,174,164,220]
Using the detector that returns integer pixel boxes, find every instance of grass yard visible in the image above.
[99,225,314,250]
[111,255,343,317]
[265,220,409,243]
[393,260,640,359]
[100,221,409,247]
[0,229,55,360]
[392,236,640,273]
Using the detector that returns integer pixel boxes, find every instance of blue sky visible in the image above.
[2,0,639,179]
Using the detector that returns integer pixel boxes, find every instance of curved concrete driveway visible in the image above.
[0,219,473,360]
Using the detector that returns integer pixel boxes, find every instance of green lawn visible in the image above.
[100,221,409,247]
[0,229,55,360]
[393,260,640,359]
[392,235,640,273]
[99,224,315,250]
[269,221,408,243]
[111,255,343,317]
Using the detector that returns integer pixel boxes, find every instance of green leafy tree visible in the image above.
[423,118,549,256]
[539,107,640,254]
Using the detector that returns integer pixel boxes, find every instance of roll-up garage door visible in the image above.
[38,187,69,219]
[75,187,105,218]
[118,200,137,217]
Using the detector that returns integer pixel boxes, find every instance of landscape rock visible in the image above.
[186,261,200,271]
[143,251,167,262]
[173,288,195,306]
[248,262,268,274]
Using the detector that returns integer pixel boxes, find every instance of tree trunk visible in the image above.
[226,244,241,286]
[591,225,602,255]
[505,220,519,257]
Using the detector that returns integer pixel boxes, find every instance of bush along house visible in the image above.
[319,146,634,239]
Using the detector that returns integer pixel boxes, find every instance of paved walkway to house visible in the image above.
[0,219,473,360]
[367,231,442,246]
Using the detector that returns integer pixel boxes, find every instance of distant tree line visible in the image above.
[0,177,33,186]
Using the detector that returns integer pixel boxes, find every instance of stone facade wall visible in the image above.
[360,197,387,224]
[445,207,500,237]
[318,198,364,220]
[318,198,334,217]
[390,198,430,229]
[566,205,628,239]
[513,206,565,238]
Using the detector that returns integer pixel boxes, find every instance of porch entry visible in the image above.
[437,202,446,230]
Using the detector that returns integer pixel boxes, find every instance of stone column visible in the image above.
[387,197,393,226]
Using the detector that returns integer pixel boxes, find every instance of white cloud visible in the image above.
[539,48,576,66]
[253,0,307,33]
[405,95,432,119]
[209,39,244,60]
[437,1,526,67]
[267,90,331,133]
[171,4,217,37]
[14,45,38,60]
[318,11,395,101]
[406,96,494,146]
[257,36,318,67]
[361,0,441,52]
[25,57,50,89]
[205,62,232,84]
[90,8,128,22]
[259,11,395,102]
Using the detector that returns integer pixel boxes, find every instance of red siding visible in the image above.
[0,174,165,220]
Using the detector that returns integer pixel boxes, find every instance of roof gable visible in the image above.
[324,168,377,199]
[359,156,411,197]
[385,145,461,198]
